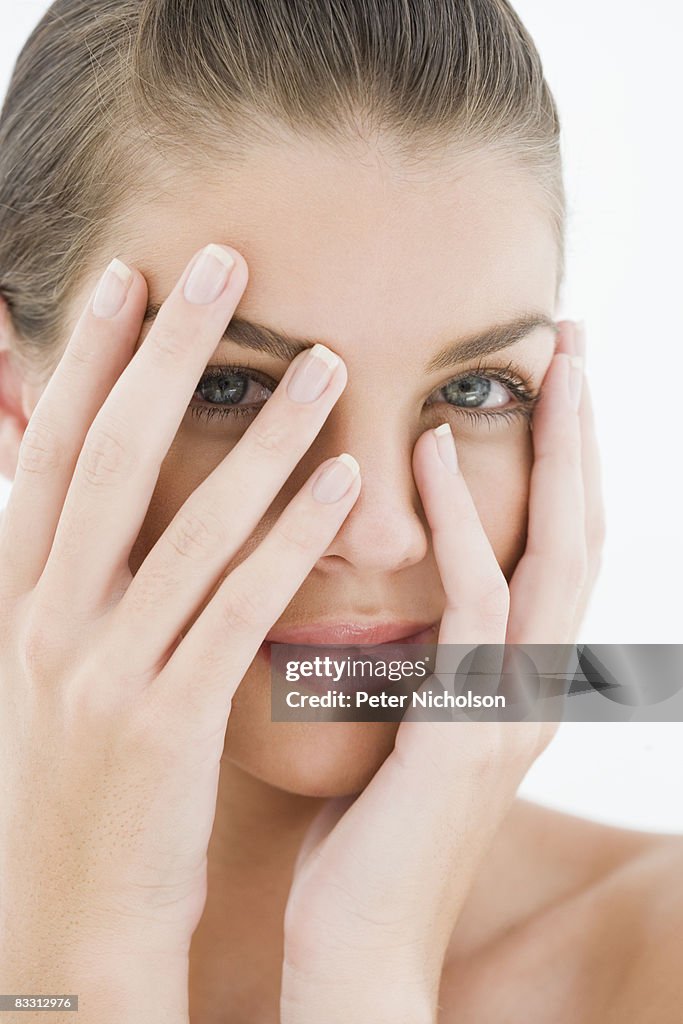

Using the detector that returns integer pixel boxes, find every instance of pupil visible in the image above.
[444,375,491,407]
[197,373,247,405]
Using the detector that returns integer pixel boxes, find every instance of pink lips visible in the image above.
[264,619,438,646]
[259,620,439,665]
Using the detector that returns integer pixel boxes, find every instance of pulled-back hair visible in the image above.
[0,0,565,380]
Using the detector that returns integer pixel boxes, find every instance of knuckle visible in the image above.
[66,335,100,370]
[218,586,264,634]
[79,419,136,487]
[475,577,510,627]
[17,420,64,476]
[19,608,60,681]
[249,418,290,459]
[166,503,228,561]
[274,514,316,555]
[146,323,187,361]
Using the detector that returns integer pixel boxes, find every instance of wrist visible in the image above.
[0,941,189,1024]
[281,964,435,1024]
[282,989,434,1024]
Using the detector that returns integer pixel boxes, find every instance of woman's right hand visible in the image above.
[0,245,359,1000]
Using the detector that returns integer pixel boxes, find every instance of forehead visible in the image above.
[116,136,558,354]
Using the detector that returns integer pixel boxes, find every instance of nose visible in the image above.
[314,425,429,575]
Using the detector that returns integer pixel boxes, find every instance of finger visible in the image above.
[565,323,605,635]
[0,259,147,596]
[507,343,587,644]
[408,422,508,733]
[572,376,605,633]
[554,320,605,568]
[147,453,361,734]
[36,244,248,618]
[110,343,348,671]
[412,423,509,654]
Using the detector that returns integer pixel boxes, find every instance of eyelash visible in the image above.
[188,359,541,427]
[189,364,275,424]
[431,358,541,429]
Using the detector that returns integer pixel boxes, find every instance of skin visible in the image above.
[0,135,681,1023]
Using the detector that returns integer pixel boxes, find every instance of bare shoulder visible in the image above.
[524,804,683,1023]
[596,830,683,1023]
[441,801,683,1023]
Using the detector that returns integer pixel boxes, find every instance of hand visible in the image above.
[280,321,605,1024]
[0,245,361,1015]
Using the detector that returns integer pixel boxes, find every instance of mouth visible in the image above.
[259,619,440,664]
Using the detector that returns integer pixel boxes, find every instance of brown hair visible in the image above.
[0,0,565,381]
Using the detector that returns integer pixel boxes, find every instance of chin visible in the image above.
[223,708,399,797]
[217,644,402,796]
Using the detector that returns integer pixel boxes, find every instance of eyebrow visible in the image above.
[143,303,558,369]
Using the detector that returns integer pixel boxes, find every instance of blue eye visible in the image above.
[440,374,513,409]
[426,365,539,425]
[190,366,276,423]
[189,362,540,428]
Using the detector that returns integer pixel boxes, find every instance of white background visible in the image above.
[1,0,681,832]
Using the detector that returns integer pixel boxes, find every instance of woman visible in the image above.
[0,1,680,1021]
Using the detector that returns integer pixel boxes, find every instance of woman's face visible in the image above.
[60,137,559,795]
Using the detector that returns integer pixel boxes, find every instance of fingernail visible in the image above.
[287,343,340,403]
[92,258,133,319]
[575,320,586,360]
[312,453,360,503]
[184,244,236,305]
[434,422,459,475]
[568,355,583,411]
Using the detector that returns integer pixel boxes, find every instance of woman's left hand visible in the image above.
[280,321,605,1024]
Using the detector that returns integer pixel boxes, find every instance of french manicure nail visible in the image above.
[312,453,360,503]
[92,258,133,319]
[287,343,340,403]
[568,355,583,411]
[434,422,459,475]
[184,244,235,305]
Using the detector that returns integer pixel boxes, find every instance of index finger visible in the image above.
[0,257,148,595]
[35,244,249,615]
[507,342,587,644]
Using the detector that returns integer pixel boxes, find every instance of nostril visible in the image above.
[315,493,429,573]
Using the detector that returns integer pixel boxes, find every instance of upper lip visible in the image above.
[264,619,438,646]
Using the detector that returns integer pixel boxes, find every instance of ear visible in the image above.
[0,297,44,483]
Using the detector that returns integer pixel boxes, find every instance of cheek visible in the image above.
[456,423,534,579]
